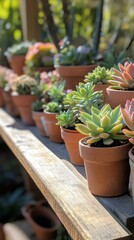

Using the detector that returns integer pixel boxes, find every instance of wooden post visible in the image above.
[19,0,42,41]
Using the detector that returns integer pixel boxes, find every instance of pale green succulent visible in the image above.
[56,109,79,129]
[43,101,62,113]
[14,75,37,95]
[64,82,104,113]
[84,66,114,84]
[75,104,127,145]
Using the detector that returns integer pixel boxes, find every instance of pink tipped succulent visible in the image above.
[121,98,134,144]
[109,62,134,89]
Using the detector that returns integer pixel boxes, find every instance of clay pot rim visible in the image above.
[79,137,130,150]
[22,205,61,231]
[57,64,97,70]
[44,110,59,116]
[11,92,35,97]
[106,86,134,93]
[60,127,77,133]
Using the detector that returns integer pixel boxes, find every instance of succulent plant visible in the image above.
[25,42,57,68]
[48,81,66,103]
[75,104,127,145]
[33,81,50,99]
[43,101,62,113]
[4,41,32,57]
[84,66,114,84]
[56,109,79,129]
[121,98,134,144]
[64,82,104,113]
[108,62,134,90]
[99,48,132,69]
[13,75,37,95]
[0,67,8,88]
[32,100,45,112]
[54,43,95,67]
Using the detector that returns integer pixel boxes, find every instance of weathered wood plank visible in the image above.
[0,108,133,240]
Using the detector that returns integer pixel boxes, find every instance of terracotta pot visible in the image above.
[32,111,47,136]
[94,84,110,103]
[22,201,61,240]
[129,147,134,201]
[79,137,131,196]
[0,88,5,107]
[2,90,19,116]
[12,94,36,125]
[7,55,25,75]
[61,128,84,165]
[106,87,134,108]
[57,65,97,90]
[42,112,63,143]
[0,224,5,240]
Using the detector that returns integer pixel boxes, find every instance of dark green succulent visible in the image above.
[54,44,95,67]
[4,41,32,57]
[32,100,45,112]
[100,49,132,69]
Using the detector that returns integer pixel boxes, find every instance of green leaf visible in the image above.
[111,105,121,123]
[92,112,101,126]
[108,123,123,134]
[103,138,114,145]
[75,124,91,135]
[101,115,111,129]
[101,104,112,115]
[100,133,109,139]
[87,121,99,131]
[91,106,100,115]
[79,111,92,123]
[86,136,101,144]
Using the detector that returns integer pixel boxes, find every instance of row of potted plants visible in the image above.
[0,60,134,199]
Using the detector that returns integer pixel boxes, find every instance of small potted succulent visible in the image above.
[54,41,97,90]
[25,42,57,74]
[11,75,37,125]
[56,82,104,165]
[84,66,114,102]
[76,104,131,197]
[4,41,32,75]
[0,66,19,115]
[32,70,60,136]
[121,99,134,201]
[41,81,66,143]
[32,80,50,137]
[106,61,134,108]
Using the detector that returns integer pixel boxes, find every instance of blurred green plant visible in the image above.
[0,0,22,65]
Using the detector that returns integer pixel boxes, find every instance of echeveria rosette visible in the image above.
[121,99,134,144]
[109,62,134,90]
[75,104,127,145]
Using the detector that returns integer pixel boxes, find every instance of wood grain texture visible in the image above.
[0,109,133,240]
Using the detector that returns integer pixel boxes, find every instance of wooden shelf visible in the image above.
[0,108,134,240]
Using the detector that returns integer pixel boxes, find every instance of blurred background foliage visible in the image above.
[0,0,133,65]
